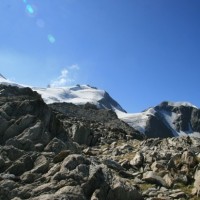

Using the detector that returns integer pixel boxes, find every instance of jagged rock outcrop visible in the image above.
[0,85,75,151]
[121,101,200,138]
[147,101,200,138]
[50,102,144,145]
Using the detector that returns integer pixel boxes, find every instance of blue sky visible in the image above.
[0,0,200,112]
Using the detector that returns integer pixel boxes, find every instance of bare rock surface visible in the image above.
[0,85,200,199]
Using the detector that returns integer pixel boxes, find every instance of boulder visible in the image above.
[31,155,49,174]
[169,191,187,199]
[20,171,39,184]
[181,150,197,167]
[143,171,167,187]
[106,182,144,200]
[71,124,92,145]
[44,138,67,154]
[61,154,90,172]
[151,161,166,172]
[163,174,174,188]
[103,159,124,171]
[53,150,71,163]
[130,152,144,167]
[82,166,105,198]
[55,185,86,200]
[2,146,24,161]
[194,168,200,196]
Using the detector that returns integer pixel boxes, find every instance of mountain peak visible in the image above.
[158,101,198,109]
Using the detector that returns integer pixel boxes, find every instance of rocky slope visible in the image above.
[0,85,200,200]
[0,85,143,199]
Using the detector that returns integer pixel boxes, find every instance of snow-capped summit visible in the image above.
[156,101,198,109]
[0,74,125,113]
[33,84,126,112]
[0,73,199,138]
[118,101,200,138]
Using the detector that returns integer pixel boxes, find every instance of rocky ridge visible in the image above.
[119,101,200,138]
[1,74,200,139]
[0,85,200,199]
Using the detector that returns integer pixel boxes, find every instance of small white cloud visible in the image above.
[50,65,80,87]
[61,69,68,77]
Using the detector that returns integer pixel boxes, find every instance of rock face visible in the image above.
[50,102,144,145]
[0,85,200,200]
[120,101,200,138]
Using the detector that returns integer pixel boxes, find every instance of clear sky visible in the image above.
[0,0,200,112]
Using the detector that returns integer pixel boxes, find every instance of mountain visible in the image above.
[32,84,126,113]
[118,101,200,138]
[0,79,200,199]
[0,75,126,113]
[0,74,200,138]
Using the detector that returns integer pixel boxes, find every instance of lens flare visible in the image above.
[47,34,56,44]
[26,4,34,14]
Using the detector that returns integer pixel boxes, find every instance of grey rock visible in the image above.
[61,154,90,172]
[143,171,167,187]
[103,159,124,171]
[44,137,67,154]
[194,168,200,196]
[106,182,144,200]
[71,124,92,145]
[169,191,187,199]
[34,143,44,152]
[181,150,197,167]
[82,166,105,198]
[55,185,86,200]
[163,174,174,188]
[20,171,39,184]
[151,161,166,172]
[31,155,49,174]
[53,150,71,163]
[2,146,24,161]
[130,152,144,167]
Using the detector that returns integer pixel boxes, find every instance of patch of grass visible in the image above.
[115,151,136,162]
[174,183,200,199]
[139,183,155,191]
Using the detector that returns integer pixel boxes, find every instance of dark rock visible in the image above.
[145,115,174,138]
[31,155,49,174]
[44,138,68,154]
[53,150,71,163]
[61,154,90,171]
[71,124,92,145]
[103,159,124,171]
[106,182,144,200]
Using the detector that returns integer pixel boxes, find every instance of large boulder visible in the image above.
[31,155,49,174]
[143,171,167,187]
[106,182,143,200]
[61,154,90,172]
[70,124,92,145]
[130,152,144,167]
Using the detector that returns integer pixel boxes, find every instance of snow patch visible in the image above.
[167,101,198,109]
